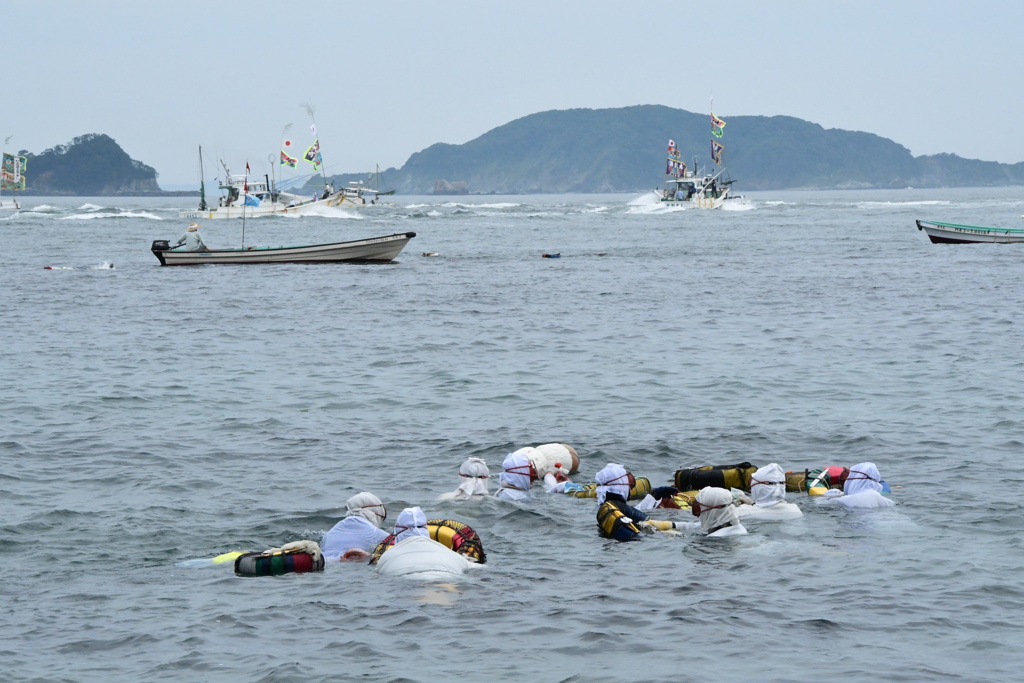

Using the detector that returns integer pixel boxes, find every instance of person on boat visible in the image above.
[595,463,681,541]
[321,492,390,561]
[734,463,803,522]
[679,486,749,537]
[822,462,894,508]
[438,457,491,501]
[493,450,536,501]
[173,222,208,251]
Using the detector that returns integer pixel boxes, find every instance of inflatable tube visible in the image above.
[370,519,486,565]
[428,519,487,564]
[566,476,652,500]
[801,466,850,495]
[674,463,757,492]
[234,548,325,577]
[375,536,470,578]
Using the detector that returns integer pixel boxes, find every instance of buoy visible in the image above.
[541,253,561,258]
[422,252,439,257]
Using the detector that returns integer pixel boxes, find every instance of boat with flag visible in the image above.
[916,219,1024,244]
[180,112,366,220]
[1,141,26,211]
[658,107,736,209]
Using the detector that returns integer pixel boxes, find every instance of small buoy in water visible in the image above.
[422,252,439,257]
[541,253,561,258]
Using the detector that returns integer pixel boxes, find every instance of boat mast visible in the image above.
[197,145,208,211]
[241,161,250,248]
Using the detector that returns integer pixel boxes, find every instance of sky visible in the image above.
[5,0,1022,188]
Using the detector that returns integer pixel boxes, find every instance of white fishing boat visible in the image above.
[1,147,26,211]
[150,231,416,266]
[659,166,733,209]
[180,157,362,220]
[916,219,1024,244]
[180,114,375,219]
[658,106,737,209]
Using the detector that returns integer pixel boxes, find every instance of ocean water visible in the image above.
[2,187,1024,682]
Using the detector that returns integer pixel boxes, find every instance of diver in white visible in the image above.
[735,463,803,521]
[493,451,535,502]
[438,457,490,501]
[321,492,390,561]
[823,462,894,508]
[683,486,749,537]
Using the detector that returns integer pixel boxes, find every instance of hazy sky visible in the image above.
[5,0,1021,187]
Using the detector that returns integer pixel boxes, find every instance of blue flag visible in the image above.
[244,194,260,207]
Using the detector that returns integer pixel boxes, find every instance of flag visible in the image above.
[711,112,726,138]
[280,150,298,167]
[1,152,27,190]
[244,194,260,207]
[304,140,322,170]
[667,139,676,152]
[245,161,251,174]
[711,140,724,165]
[283,139,294,150]
[310,123,317,136]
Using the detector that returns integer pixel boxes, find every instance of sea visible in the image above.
[2,186,1024,682]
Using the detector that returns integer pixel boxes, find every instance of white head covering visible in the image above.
[844,462,884,495]
[344,492,387,528]
[749,463,787,507]
[594,463,631,505]
[694,487,741,534]
[453,457,490,500]
[393,507,429,542]
[498,451,533,493]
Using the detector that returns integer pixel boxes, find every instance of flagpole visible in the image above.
[241,161,249,249]
[302,103,329,192]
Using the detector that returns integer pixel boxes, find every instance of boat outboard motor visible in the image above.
[151,240,171,251]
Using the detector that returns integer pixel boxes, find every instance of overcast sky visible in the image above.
[6,0,1021,187]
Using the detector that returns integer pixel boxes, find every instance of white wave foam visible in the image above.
[280,205,363,219]
[857,200,952,207]
[60,211,164,220]
[78,203,104,211]
[722,198,756,211]
[627,191,662,206]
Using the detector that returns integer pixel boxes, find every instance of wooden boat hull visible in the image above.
[916,219,1024,244]
[152,231,415,266]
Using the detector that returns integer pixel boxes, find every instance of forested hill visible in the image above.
[19,134,162,195]
[330,105,1024,194]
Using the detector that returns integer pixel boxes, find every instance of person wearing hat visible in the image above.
[594,463,681,541]
[173,222,208,251]
[321,492,390,561]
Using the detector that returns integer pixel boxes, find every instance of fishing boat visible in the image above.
[659,165,734,208]
[150,231,416,266]
[658,107,736,209]
[180,156,362,220]
[915,219,1024,244]
[340,165,396,206]
[180,112,370,219]
[1,146,26,211]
